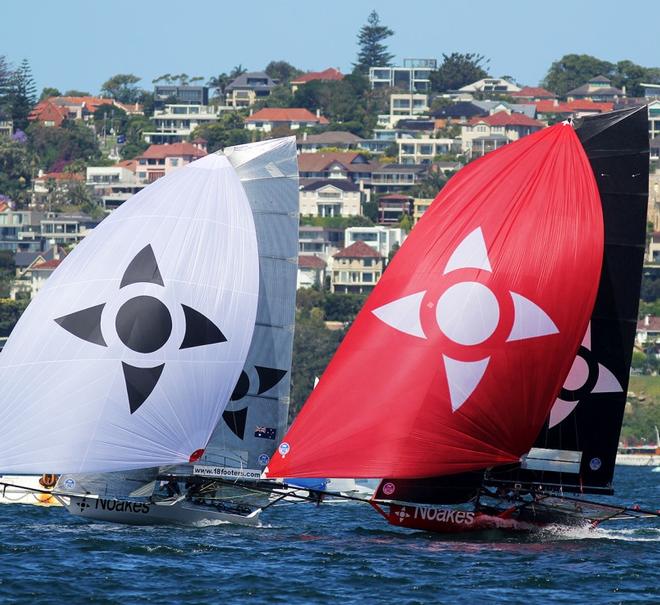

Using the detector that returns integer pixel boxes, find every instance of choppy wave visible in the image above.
[0,466,658,603]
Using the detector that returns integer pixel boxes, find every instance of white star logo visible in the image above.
[372,227,559,412]
[395,507,411,523]
[548,323,622,427]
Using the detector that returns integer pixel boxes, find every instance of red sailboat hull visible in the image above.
[379,503,543,533]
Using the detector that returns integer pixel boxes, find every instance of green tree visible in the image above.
[6,59,37,130]
[293,74,377,137]
[398,213,412,232]
[93,104,128,136]
[353,10,394,74]
[612,60,660,97]
[0,250,15,297]
[0,56,12,110]
[27,121,101,171]
[100,74,142,103]
[230,65,247,78]
[0,298,29,337]
[63,89,91,97]
[207,73,231,98]
[430,53,489,92]
[265,60,301,84]
[542,54,615,96]
[289,309,344,421]
[411,169,447,199]
[191,112,249,153]
[255,84,294,109]
[0,137,35,204]
[39,87,61,101]
[118,115,154,159]
[387,242,400,265]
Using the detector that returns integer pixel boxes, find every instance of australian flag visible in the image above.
[254,426,276,440]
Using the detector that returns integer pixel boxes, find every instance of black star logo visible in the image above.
[54,244,227,414]
[221,366,288,440]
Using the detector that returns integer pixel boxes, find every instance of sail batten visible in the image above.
[268,124,604,480]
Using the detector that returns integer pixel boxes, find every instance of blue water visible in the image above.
[0,467,658,604]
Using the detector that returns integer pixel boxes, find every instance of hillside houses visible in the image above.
[3,56,660,306]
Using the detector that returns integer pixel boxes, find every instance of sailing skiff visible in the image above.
[266,107,659,533]
[0,138,298,526]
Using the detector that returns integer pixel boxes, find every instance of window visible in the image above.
[363,273,373,282]
[170,158,179,167]
[363,258,373,267]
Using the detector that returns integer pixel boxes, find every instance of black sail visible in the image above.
[490,106,649,494]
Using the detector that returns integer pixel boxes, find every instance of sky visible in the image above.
[4,0,660,95]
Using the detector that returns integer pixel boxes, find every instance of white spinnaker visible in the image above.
[0,154,259,473]
[200,137,299,471]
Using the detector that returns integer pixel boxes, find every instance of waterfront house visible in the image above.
[344,225,404,257]
[296,131,364,153]
[331,241,384,294]
[298,225,344,260]
[143,104,220,144]
[510,87,556,102]
[534,99,614,121]
[290,68,343,93]
[297,255,327,289]
[458,78,521,95]
[375,193,414,224]
[299,180,362,217]
[245,108,329,133]
[225,72,277,108]
[135,141,207,183]
[566,76,624,103]
[461,111,544,157]
[369,59,437,93]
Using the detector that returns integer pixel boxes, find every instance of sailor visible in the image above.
[164,478,181,498]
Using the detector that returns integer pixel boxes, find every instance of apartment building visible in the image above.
[369,59,437,93]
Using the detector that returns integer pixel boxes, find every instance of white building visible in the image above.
[344,226,404,257]
[143,104,220,144]
[299,180,362,217]
[369,59,437,93]
[397,137,460,164]
[86,165,145,211]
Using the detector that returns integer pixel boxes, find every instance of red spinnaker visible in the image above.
[269,124,603,479]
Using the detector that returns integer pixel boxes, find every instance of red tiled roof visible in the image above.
[291,68,344,85]
[511,87,556,99]
[298,255,327,269]
[36,171,84,182]
[637,316,660,332]
[117,159,137,172]
[334,241,382,259]
[535,100,614,114]
[468,111,543,127]
[246,108,329,125]
[29,100,67,126]
[379,193,413,201]
[0,201,9,212]
[31,259,62,271]
[138,143,208,160]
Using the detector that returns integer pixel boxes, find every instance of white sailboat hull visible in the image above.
[615,453,660,466]
[59,495,261,527]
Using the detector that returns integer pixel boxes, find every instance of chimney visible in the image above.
[303,131,308,141]
[645,314,650,327]
[316,108,321,118]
